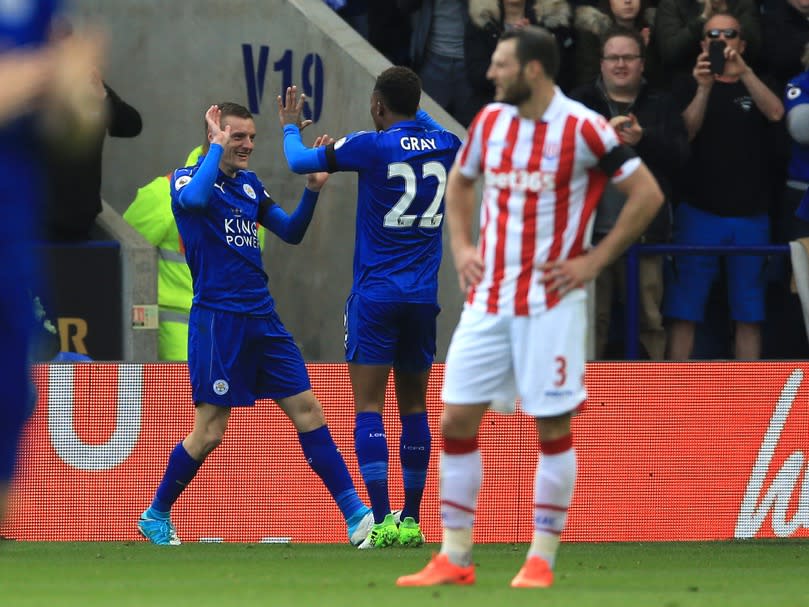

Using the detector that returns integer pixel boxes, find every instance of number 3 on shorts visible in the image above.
[554,355,567,387]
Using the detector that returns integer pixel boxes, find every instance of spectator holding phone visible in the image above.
[664,13,783,360]
[654,0,760,86]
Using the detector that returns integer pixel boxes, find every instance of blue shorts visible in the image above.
[188,306,311,407]
[663,203,769,323]
[344,293,439,372]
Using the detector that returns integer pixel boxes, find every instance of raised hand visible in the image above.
[693,51,715,89]
[205,104,231,147]
[305,133,334,192]
[640,27,650,47]
[48,27,108,134]
[277,85,313,131]
[702,0,727,20]
[724,45,750,78]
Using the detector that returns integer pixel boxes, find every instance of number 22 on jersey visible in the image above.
[383,161,447,229]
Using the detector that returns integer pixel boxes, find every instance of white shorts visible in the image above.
[441,294,587,418]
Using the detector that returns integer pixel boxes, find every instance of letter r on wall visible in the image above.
[58,317,89,354]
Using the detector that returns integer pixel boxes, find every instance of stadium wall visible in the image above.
[72,0,468,362]
[3,362,809,543]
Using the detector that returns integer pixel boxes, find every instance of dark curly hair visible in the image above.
[374,66,422,116]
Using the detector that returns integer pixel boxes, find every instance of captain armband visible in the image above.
[598,145,637,178]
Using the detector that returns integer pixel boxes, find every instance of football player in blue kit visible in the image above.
[137,102,373,545]
[279,67,462,548]
[0,2,105,523]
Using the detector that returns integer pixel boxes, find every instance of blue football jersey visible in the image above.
[171,157,276,315]
[329,119,461,302]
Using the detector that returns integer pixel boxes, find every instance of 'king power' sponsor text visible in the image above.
[225,218,260,248]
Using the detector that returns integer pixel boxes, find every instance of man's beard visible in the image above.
[499,75,532,106]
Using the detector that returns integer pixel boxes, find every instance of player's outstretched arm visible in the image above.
[176,106,230,210]
[260,191,318,245]
[278,85,328,174]
[282,124,329,173]
[261,135,331,244]
[175,146,221,210]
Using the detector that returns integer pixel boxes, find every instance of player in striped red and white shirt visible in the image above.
[398,26,663,588]
[457,88,642,316]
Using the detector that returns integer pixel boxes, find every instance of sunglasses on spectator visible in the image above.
[601,54,642,64]
[704,28,739,39]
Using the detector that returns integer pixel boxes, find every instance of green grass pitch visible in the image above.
[1,541,807,607]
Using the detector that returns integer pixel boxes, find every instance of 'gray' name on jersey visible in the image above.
[400,137,437,151]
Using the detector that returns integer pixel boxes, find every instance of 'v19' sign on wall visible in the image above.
[242,44,324,122]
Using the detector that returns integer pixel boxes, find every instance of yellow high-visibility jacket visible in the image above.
[124,147,265,360]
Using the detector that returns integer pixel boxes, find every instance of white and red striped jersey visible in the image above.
[456,88,641,316]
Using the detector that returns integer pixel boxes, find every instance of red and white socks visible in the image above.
[528,434,576,568]
[438,436,480,567]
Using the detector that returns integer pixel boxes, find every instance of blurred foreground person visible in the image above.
[397,25,662,587]
[0,2,105,524]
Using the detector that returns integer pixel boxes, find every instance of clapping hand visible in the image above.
[277,85,313,131]
[205,104,231,147]
[306,134,334,192]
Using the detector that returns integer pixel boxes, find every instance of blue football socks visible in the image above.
[299,425,365,522]
[150,442,202,514]
[399,412,431,522]
[354,411,391,524]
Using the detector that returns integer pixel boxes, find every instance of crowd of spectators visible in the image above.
[329,0,809,361]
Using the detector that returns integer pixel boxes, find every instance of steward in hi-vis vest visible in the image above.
[124,146,265,360]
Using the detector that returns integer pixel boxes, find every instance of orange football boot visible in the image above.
[396,553,475,587]
[510,556,554,588]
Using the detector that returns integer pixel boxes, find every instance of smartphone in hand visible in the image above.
[708,40,726,75]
